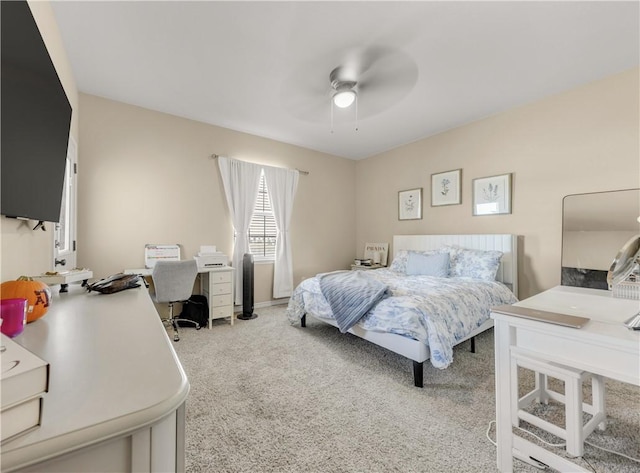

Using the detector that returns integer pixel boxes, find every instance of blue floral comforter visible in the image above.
[286,269,517,369]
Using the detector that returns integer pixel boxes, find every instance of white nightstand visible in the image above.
[199,267,234,328]
[350,264,384,271]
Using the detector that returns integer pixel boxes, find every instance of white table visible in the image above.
[125,265,235,328]
[1,285,189,472]
[492,285,640,472]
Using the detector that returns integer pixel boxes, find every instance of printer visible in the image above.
[194,245,228,269]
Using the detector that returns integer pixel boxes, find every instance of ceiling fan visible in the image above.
[330,67,358,109]
[329,66,360,132]
[280,45,419,126]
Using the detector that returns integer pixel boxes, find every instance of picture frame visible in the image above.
[472,173,512,216]
[364,242,389,266]
[431,169,462,206]
[398,188,422,220]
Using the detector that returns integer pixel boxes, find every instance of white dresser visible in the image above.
[200,266,234,328]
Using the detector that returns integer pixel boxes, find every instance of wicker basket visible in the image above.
[612,281,640,300]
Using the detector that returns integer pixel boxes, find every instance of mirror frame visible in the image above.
[561,188,640,290]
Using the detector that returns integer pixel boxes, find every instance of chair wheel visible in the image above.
[196,324,202,330]
[174,334,180,342]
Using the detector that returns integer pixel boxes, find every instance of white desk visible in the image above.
[125,265,234,328]
[492,285,640,472]
[1,285,189,472]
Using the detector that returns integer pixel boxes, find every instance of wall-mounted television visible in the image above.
[1,0,73,223]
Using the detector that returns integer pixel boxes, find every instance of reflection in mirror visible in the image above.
[608,234,640,295]
[561,188,640,289]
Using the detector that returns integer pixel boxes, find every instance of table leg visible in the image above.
[494,320,515,472]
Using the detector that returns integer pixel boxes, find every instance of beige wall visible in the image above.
[355,68,640,299]
[77,94,356,304]
[1,2,636,306]
[0,1,79,282]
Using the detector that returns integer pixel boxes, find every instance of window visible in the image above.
[248,171,276,260]
[53,137,77,269]
[56,158,72,252]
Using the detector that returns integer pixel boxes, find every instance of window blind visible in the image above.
[248,172,276,259]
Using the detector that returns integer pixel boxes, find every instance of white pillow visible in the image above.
[447,246,503,280]
[388,250,410,272]
[406,252,450,277]
[388,249,445,273]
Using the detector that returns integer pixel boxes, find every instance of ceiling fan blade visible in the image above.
[355,48,418,118]
[337,45,394,82]
[359,47,417,86]
[279,60,332,123]
[360,68,417,95]
[281,90,330,123]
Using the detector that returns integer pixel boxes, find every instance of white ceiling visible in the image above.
[51,1,639,160]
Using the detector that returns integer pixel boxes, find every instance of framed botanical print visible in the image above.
[472,173,512,216]
[431,169,462,206]
[398,188,422,220]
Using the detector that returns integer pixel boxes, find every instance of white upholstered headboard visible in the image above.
[393,234,519,297]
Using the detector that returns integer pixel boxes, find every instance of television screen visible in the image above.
[1,0,73,223]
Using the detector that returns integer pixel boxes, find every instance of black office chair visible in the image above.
[150,260,198,342]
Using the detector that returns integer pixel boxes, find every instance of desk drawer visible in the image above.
[211,282,231,296]
[211,305,232,320]
[211,294,232,307]
[211,271,232,284]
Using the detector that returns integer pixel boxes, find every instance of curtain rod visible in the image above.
[210,154,309,175]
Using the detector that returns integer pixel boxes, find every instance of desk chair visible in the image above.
[151,260,198,342]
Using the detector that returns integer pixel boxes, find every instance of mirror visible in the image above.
[561,188,640,289]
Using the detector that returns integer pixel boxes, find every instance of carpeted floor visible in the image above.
[172,306,640,473]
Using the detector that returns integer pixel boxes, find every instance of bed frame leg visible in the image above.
[301,314,306,328]
[470,336,476,353]
[413,361,423,388]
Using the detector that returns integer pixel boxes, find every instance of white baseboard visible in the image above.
[255,299,289,309]
[234,299,289,313]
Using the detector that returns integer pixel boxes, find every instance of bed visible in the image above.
[287,234,519,387]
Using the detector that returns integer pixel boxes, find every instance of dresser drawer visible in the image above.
[211,294,232,307]
[211,271,232,284]
[211,305,232,320]
[211,282,231,296]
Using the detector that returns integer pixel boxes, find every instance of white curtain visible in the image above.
[218,157,262,305]
[263,166,299,299]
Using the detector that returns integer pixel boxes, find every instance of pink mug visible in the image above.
[1,298,28,337]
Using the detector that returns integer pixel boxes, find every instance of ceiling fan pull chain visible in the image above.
[355,94,359,132]
[330,100,334,134]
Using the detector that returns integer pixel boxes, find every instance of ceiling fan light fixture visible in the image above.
[333,88,356,108]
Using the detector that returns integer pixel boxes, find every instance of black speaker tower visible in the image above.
[238,253,257,320]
